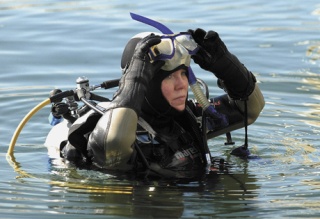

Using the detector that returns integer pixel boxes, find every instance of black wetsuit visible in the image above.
[62,94,244,179]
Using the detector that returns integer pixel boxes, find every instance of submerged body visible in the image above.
[45,29,265,179]
[46,86,264,178]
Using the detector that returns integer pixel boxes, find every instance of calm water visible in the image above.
[1,0,320,218]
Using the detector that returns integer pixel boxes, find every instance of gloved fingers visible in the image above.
[191,51,203,65]
[152,60,165,72]
[187,29,194,35]
[188,28,207,45]
[194,28,207,38]
[136,34,161,56]
[204,30,219,40]
[145,34,162,47]
[194,43,212,58]
[191,48,212,71]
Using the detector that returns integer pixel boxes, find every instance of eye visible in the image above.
[166,74,173,79]
[181,71,187,77]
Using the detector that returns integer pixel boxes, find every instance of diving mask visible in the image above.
[149,32,199,71]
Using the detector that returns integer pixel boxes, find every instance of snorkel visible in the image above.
[130,13,231,168]
[130,13,228,127]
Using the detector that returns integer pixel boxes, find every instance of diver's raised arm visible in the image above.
[87,34,164,170]
[189,28,257,100]
[188,28,264,138]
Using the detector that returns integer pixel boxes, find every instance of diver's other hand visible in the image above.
[113,34,164,114]
[189,28,256,100]
[129,34,165,79]
[188,28,229,73]
[132,33,160,59]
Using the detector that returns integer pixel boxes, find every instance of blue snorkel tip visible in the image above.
[130,12,228,128]
[130,12,173,34]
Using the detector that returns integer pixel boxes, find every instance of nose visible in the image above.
[174,74,188,90]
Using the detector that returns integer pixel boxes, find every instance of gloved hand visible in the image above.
[188,28,228,74]
[51,102,69,118]
[110,34,165,114]
[127,33,165,82]
[189,28,256,100]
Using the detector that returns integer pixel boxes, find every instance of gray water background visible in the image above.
[0,0,319,218]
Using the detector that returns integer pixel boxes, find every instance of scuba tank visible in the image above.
[8,76,119,158]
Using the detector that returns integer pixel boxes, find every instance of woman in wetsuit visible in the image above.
[62,29,264,178]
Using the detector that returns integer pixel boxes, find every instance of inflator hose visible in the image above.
[7,98,51,157]
[130,12,228,126]
[130,12,232,167]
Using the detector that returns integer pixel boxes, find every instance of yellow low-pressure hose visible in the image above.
[7,98,51,157]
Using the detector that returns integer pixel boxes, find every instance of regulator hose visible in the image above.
[130,12,228,126]
[130,12,231,167]
[7,98,51,157]
[7,89,77,157]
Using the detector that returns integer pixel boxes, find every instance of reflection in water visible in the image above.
[0,0,123,14]
[48,172,259,218]
[2,0,320,218]
[6,154,35,179]
[7,154,260,218]
[306,42,320,63]
[277,137,317,165]
[299,64,320,128]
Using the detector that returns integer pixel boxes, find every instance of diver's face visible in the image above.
[161,68,188,111]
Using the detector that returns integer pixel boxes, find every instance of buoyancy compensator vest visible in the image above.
[130,105,208,179]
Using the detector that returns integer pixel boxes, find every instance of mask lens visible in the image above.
[148,32,198,70]
[149,38,174,61]
[175,33,199,54]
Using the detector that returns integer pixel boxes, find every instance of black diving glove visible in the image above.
[110,34,165,114]
[188,28,256,100]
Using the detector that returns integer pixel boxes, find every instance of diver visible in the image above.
[50,28,265,179]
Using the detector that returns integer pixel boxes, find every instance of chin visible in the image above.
[173,105,186,112]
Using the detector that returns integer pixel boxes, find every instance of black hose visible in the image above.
[50,90,75,103]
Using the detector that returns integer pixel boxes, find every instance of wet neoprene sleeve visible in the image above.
[189,28,256,100]
[204,39,264,137]
[213,52,256,100]
[87,35,164,169]
[206,85,264,139]
[189,29,264,137]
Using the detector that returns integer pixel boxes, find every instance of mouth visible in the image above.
[174,95,186,102]
[171,95,187,111]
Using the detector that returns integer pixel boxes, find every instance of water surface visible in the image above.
[1,1,320,218]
